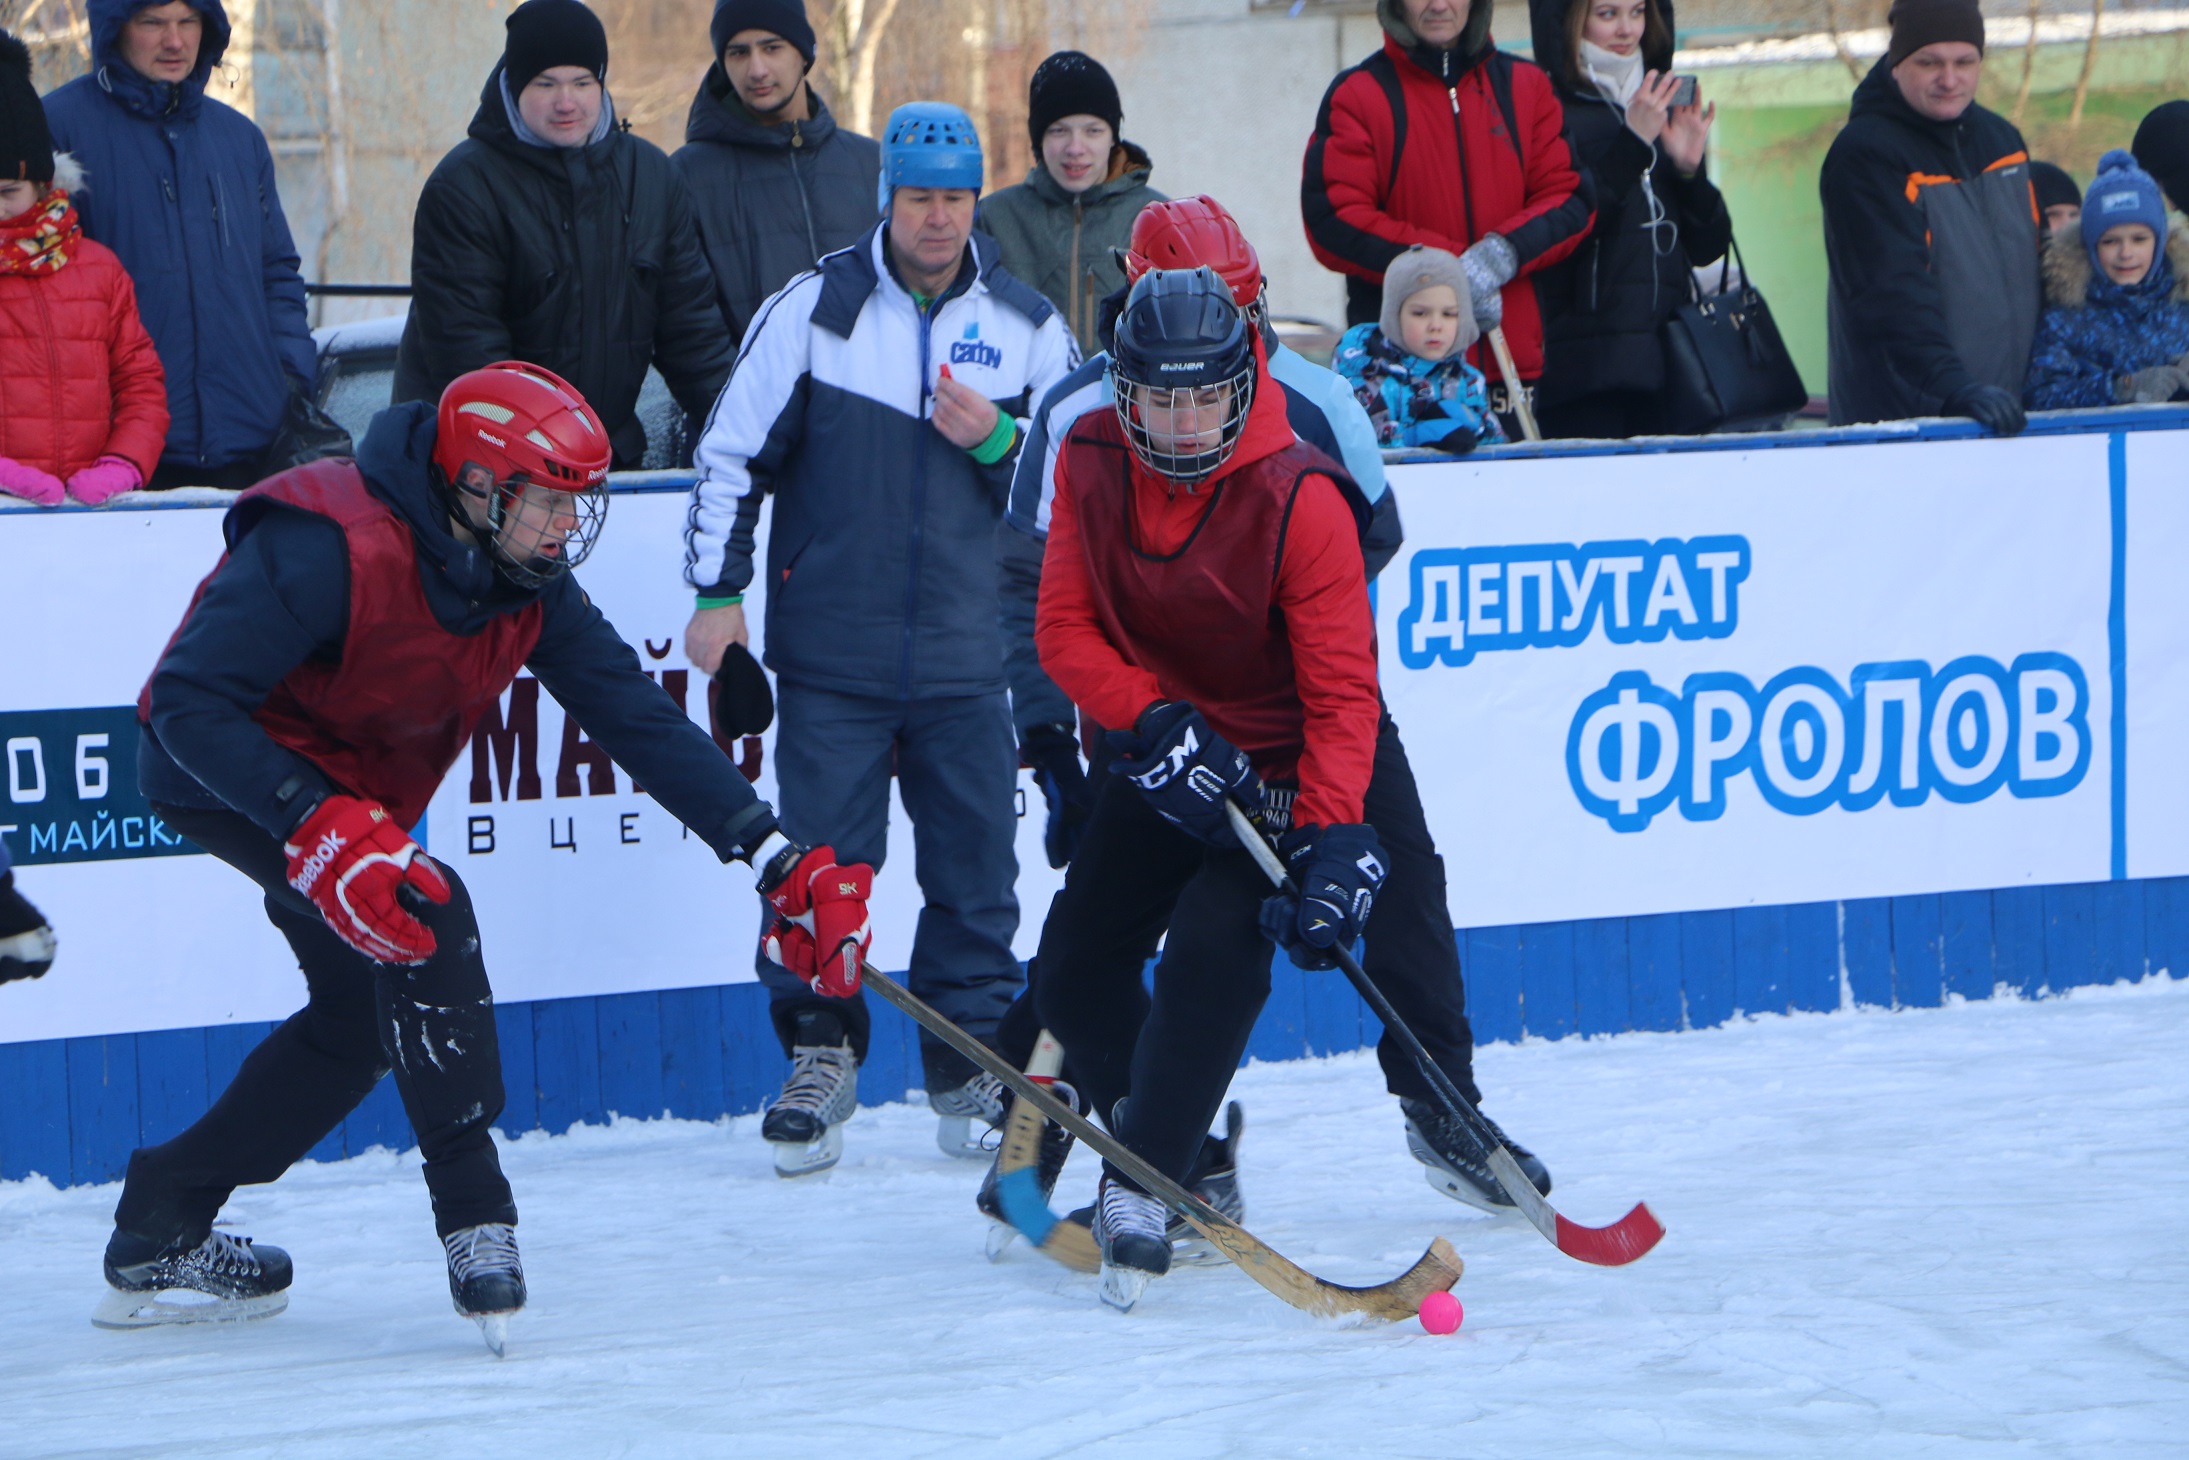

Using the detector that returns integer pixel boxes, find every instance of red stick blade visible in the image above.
[1553,1202,1666,1267]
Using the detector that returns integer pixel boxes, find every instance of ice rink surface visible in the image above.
[6,976,2187,1459]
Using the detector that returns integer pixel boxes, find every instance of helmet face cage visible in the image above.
[1108,360,1255,489]
[451,460,608,590]
[1108,267,1258,488]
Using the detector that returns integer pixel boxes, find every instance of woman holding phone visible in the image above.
[1527,0,1733,438]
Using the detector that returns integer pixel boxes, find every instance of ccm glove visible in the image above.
[1021,723,1094,870]
[2116,364,2189,404]
[753,834,873,998]
[1258,823,1387,971]
[1458,234,1519,331]
[283,795,450,965]
[1942,382,2027,436]
[1107,700,1265,845]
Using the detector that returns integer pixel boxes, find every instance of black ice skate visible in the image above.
[1093,1176,1171,1312]
[0,870,56,985]
[1402,1098,1553,1215]
[1165,1102,1244,1267]
[93,1227,293,1329]
[932,1070,1008,1160]
[762,1008,859,1176]
[445,1223,525,1356]
[977,1078,1079,1260]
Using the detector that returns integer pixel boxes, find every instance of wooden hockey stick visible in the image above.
[863,966,1461,1320]
[1486,325,1543,442]
[986,1030,1100,1273]
[1226,802,1664,1268]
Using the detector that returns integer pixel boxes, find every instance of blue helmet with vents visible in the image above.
[877,102,984,213]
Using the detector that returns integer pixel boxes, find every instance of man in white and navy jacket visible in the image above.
[681,102,1078,1174]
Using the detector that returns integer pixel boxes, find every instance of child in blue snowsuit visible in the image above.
[2026,150,2189,410]
[1334,245,1504,453]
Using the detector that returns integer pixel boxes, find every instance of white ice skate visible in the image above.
[931,1070,1007,1160]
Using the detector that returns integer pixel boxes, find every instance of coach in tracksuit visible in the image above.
[681,103,1078,1161]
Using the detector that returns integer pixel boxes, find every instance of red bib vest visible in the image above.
[1062,412,1356,787]
[139,460,544,828]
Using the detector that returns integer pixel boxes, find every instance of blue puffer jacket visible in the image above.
[43,0,315,475]
[1332,323,1503,451]
[2026,224,2189,410]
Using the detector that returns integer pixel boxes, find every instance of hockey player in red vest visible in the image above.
[1031,268,1388,1309]
[103,362,874,1351]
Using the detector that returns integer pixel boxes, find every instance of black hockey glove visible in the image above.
[0,870,56,985]
[1107,700,1265,845]
[1942,382,2027,437]
[1021,722,1094,870]
[1258,823,1386,971]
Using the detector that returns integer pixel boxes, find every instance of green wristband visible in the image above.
[968,411,1019,466]
[696,593,744,609]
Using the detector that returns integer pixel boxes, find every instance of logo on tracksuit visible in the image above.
[949,320,1003,370]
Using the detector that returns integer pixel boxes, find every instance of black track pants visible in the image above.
[113,804,515,1247]
[1033,777,1274,1190]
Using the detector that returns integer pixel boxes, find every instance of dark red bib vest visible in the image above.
[1063,413,1356,786]
[140,461,544,828]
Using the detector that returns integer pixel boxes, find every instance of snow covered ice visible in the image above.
[6,977,2187,1458]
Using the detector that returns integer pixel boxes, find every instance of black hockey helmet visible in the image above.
[1108,266,1256,488]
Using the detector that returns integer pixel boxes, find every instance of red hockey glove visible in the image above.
[756,839,873,998]
[283,795,450,965]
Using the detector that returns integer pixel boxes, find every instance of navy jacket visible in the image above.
[140,403,777,861]
[2026,226,2189,408]
[43,0,315,474]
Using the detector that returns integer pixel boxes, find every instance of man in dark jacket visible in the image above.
[672,0,878,350]
[1301,0,1593,392]
[43,0,316,488]
[394,0,733,469]
[1820,0,2038,432]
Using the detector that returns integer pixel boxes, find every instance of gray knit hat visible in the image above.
[1381,245,1478,359]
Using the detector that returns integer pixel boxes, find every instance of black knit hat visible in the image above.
[2030,160,2081,214]
[503,0,608,89]
[1885,0,1985,69]
[0,28,55,186]
[710,0,816,65]
[2133,100,2189,215]
[1026,51,1121,151]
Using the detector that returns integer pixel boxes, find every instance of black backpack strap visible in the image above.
[1361,49,1410,200]
[1484,52,1526,170]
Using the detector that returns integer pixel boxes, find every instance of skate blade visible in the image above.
[1099,1263,1154,1313]
[1169,1235,1229,1268]
[935,1114,993,1160]
[92,1285,288,1329]
[770,1124,845,1177]
[984,1220,1019,1262]
[475,1313,510,1357]
[1423,1163,1518,1216]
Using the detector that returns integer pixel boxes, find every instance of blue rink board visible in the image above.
[6,878,2188,1188]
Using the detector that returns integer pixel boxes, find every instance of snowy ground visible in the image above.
[6,980,2188,1460]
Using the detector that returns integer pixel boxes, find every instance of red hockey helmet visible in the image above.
[1120,196,1266,318]
[433,361,613,589]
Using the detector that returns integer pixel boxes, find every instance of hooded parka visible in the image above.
[670,66,878,349]
[394,65,734,468]
[978,141,1165,357]
[2025,222,2189,409]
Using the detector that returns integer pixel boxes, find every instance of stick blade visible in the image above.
[1553,1202,1665,1267]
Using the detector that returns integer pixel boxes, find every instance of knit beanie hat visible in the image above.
[1884,0,1985,70]
[2082,148,2170,256]
[2029,160,2080,215]
[503,0,608,89]
[1026,51,1122,151]
[710,0,815,66]
[2132,100,2189,215]
[1381,245,1478,359]
[0,28,55,185]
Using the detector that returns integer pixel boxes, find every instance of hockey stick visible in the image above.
[987,1030,1100,1273]
[1224,802,1664,1268]
[861,965,1461,1320]
[1486,326,1543,443]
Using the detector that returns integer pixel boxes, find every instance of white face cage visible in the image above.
[1108,362,1256,489]
[455,462,609,590]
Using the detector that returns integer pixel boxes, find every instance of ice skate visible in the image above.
[1166,1101,1244,1266]
[93,1228,292,1329]
[1402,1098,1552,1214]
[932,1069,1008,1159]
[762,1009,859,1176]
[0,871,56,985]
[1093,1176,1171,1311]
[444,1223,524,1356]
[976,1079,1079,1259]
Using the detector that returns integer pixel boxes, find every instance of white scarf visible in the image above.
[1578,39,1644,107]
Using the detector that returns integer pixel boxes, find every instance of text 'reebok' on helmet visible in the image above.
[1119,195,1266,325]
[432,361,612,590]
[1108,267,1255,490]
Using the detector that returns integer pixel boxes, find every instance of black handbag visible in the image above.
[256,376,356,476]
[1659,236,1808,435]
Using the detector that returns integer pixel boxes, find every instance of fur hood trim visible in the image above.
[49,152,86,197]
[2043,213,2189,306]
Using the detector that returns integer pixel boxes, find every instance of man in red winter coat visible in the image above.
[1302,0,1593,392]
[1031,268,1386,1311]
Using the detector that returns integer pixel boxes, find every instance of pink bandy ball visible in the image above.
[1418,1290,1463,1334]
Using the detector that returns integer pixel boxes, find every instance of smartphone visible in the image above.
[1668,75,1698,108]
